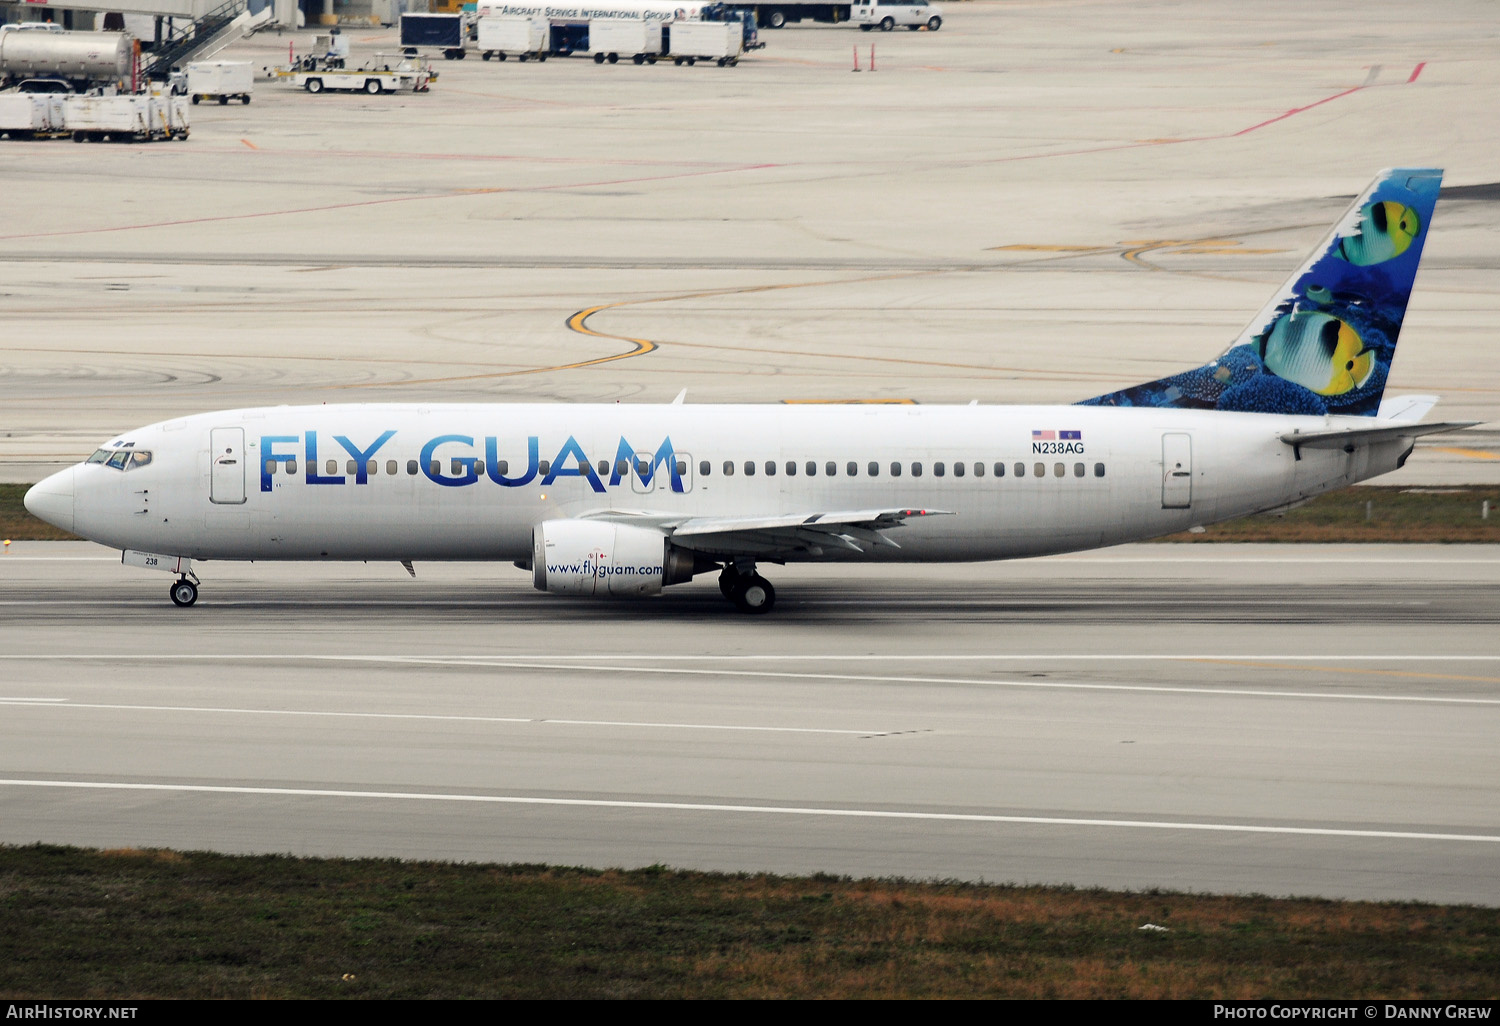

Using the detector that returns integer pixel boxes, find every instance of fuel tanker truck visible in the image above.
[0,30,133,90]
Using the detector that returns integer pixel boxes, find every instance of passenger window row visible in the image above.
[705,460,1105,479]
[263,457,1108,480]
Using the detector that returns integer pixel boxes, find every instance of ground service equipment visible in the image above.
[0,30,131,89]
[666,19,740,64]
[63,91,188,142]
[476,16,549,61]
[400,12,468,59]
[186,60,252,104]
[588,18,663,64]
[0,92,64,138]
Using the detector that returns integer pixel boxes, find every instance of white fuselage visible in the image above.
[51,403,1409,565]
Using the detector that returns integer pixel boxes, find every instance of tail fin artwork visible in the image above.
[1080,168,1443,417]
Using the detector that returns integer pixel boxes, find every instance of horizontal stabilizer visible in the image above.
[1376,394,1440,423]
[1280,421,1477,450]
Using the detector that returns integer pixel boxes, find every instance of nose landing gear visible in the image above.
[169,574,200,607]
[718,563,775,614]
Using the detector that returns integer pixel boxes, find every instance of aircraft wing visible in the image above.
[583,507,953,559]
[1280,421,1478,451]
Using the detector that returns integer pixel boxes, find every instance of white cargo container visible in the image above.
[666,20,740,65]
[64,92,187,142]
[148,90,190,138]
[186,60,253,105]
[588,18,662,64]
[476,16,549,61]
[0,93,64,138]
[64,94,147,141]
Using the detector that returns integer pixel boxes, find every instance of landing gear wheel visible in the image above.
[170,578,198,607]
[733,575,775,614]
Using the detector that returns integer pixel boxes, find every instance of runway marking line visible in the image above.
[0,700,884,736]
[4,656,1499,706]
[6,653,1500,662]
[3,779,1496,845]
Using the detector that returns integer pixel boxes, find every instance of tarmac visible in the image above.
[1,0,1498,902]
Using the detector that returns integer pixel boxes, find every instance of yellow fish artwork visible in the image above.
[1337,201,1420,265]
[1260,311,1375,396]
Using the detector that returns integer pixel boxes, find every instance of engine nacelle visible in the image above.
[531,519,698,597]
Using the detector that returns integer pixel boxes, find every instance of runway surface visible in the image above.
[2,542,1498,905]
[2,0,1499,906]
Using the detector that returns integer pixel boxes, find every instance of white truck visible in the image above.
[283,54,434,94]
[852,0,942,31]
[0,92,65,138]
[666,19,740,65]
[476,16,550,61]
[186,60,253,105]
[588,18,663,64]
[64,91,188,142]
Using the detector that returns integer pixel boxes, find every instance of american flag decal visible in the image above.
[1031,430,1055,440]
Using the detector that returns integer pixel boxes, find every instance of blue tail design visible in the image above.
[1079,169,1443,417]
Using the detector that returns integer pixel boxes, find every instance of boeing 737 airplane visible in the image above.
[24,169,1475,613]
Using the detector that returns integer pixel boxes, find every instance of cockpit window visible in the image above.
[92,448,152,470]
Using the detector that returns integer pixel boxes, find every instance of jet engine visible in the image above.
[531,519,701,597]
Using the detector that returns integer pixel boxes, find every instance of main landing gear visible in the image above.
[718,563,775,614]
[169,574,200,607]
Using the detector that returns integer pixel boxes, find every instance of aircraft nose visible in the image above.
[24,467,75,534]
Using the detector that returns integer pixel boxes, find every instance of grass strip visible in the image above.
[1,844,1497,999]
[0,484,76,541]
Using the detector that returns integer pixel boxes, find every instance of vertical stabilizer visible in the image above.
[1080,169,1443,417]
